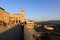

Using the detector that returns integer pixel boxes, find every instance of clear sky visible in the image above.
[0,0,60,22]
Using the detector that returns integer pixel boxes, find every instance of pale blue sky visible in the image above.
[0,0,60,21]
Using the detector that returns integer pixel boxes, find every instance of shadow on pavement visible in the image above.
[0,25,24,40]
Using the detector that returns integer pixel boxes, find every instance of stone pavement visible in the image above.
[0,25,24,40]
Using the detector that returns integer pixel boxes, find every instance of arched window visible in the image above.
[13,20,15,22]
[19,20,20,23]
[22,10,23,12]
[24,21,27,25]
[16,20,18,23]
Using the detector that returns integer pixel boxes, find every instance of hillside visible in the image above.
[35,20,60,25]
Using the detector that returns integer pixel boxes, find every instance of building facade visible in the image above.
[25,19,34,29]
[24,19,35,40]
[0,7,34,28]
[0,7,24,26]
[0,7,35,40]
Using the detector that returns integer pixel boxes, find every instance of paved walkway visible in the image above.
[0,25,24,40]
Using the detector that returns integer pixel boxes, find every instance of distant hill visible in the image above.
[35,20,60,25]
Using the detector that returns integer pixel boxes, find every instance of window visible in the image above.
[19,20,20,23]
[13,20,15,22]
[22,10,23,12]
[16,20,18,23]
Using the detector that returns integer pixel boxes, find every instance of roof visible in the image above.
[0,7,5,10]
[25,19,34,21]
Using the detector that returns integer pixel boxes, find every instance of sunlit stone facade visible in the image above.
[0,7,24,26]
[0,7,35,40]
[24,19,35,40]
[25,19,34,29]
[0,7,34,28]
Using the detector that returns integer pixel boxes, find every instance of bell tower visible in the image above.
[21,8,24,17]
[21,8,24,14]
[20,8,24,22]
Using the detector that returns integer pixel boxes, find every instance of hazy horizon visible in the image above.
[0,0,60,21]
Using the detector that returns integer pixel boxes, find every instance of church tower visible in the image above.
[20,8,24,23]
[21,8,24,14]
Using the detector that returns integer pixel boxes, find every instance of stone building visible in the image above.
[0,7,24,26]
[0,7,35,40]
[24,19,35,40]
[0,7,34,28]
[25,19,34,29]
